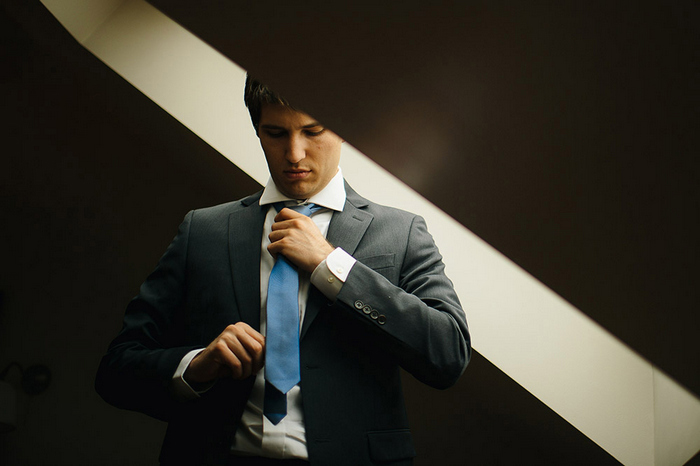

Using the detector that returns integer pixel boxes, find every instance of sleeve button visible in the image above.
[370,310,379,320]
[354,300,364,309]
[377,315,387,325]
[362,305,372,315]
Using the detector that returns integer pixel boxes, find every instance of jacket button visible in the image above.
[354,300,364,309]
[370,310,379,320]
[362,305,372,315]
[377,315,387,325]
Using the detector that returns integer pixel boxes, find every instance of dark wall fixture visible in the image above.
[0,362,52,432]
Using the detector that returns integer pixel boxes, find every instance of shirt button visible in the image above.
[336,267,344,274]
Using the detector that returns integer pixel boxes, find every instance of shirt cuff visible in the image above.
[171,348,210,401]
[311,247,357,300]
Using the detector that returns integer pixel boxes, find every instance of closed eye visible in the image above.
[260,125,326,138]
[263,130,286,138]
[304,128,326,137]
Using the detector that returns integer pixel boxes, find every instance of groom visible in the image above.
[96,76,470,466]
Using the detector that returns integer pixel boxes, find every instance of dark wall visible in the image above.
[0,2,259,464]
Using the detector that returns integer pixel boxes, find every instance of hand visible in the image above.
[184,322,265,384]
[268,208,335,273]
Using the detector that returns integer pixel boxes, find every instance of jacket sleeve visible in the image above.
[334,214,471,389]
[95,211,201,421]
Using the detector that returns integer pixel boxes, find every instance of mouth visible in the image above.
[283,169,311,180]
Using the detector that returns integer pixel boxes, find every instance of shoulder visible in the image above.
[176,191,264,241]
[188,190,263,221]
[345,182,420,225]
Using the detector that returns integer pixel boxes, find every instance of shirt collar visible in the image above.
[259,168,346,212]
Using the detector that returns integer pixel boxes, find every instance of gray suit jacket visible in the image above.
[96,182,470,466]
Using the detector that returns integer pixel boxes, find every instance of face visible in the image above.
[258,104,342,199]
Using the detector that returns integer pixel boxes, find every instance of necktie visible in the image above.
[264,202,323,425]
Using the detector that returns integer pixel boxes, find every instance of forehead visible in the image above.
[259,104,319,127]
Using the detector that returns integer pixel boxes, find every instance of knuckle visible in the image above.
[214,340,228,352]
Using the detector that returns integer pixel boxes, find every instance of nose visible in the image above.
[285,133,306,164]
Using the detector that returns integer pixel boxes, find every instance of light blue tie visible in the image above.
[264,202,323,425]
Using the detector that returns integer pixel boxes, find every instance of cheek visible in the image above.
[312,139,329,151]
[264,147,283,164]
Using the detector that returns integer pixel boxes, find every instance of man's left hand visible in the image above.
[268,208,334,272]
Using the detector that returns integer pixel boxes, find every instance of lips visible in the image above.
[283,169,311,180]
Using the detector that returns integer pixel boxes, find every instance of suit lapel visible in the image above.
[228,192,266,331]
[325,191,374,257]
[301,184,374,338]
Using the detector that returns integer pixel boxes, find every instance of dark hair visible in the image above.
[244,75,295,133]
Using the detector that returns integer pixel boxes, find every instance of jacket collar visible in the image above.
[229,191,266,330]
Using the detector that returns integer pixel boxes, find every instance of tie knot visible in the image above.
[274,202,323,217]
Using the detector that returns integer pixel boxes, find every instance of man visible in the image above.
[96,76,470,466]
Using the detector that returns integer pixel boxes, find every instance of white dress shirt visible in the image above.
[172,169,356,459]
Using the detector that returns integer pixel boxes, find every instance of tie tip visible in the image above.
[265,413,285,425]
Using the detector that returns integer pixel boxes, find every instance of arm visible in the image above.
[334,215,470,389]
[95,211,264,419]
[269,208,470,390]
[95,211,197,421]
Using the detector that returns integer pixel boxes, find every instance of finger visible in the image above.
[267,240,290,261]
[238,330,264,356]
[213,338,248,379]
[274,208,303,221]
[273,214,315,231]
[239,338,264,374]
[215,328,255,379]
[270,218,302,231]
[241,324,265,345]
[268,229,288,242]
[268,233,295,256]
[251,351,264,374]
[221,336,257,379]
[232,321,256,334]
[233,324,265,374]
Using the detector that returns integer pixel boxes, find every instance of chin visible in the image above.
[282,189,309,200]
[283,184,315,200]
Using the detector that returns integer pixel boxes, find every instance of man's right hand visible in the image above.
[184,322,265,384]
